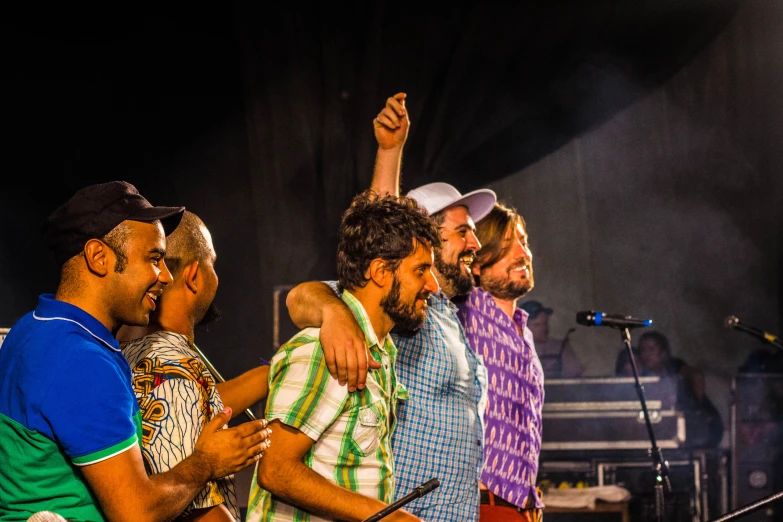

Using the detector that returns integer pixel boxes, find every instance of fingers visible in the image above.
[375,106,402,129]
[355,344,369,392]
[331,335,349,386]
[202,407,233,434]
[345,339,359,392]
[322,342,339,382]
[232,418,268,438]
[244,426,273,448]
[387,93,406,116]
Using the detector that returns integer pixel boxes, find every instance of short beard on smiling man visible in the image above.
[380,277,428,332]
[434,249,474,296]
[480,262,534,301]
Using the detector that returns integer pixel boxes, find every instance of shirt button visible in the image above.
[477,439,482,446]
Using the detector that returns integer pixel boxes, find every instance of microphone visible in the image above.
[724,315,783,349]
[362,478,440,522]
[576,310,652,329]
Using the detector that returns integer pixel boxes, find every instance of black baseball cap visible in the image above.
[41,181,185,266]
[520,300,553,319]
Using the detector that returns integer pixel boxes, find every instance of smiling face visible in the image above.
[475,219,534,302]
[104,220,173,328]
[432,205,481,298]
[380,240,439,331]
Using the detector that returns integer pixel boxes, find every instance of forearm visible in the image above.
[258,458,386,521]
[370,146,402,197]
[140,454,215,521]
[286,281,347,329]
[216,365,269,413]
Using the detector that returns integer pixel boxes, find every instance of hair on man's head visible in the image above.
[474,202,527,270]
[163,211,212,277]
[337,190,441,291]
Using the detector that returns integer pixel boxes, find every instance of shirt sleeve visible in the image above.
[324,280,341,296]
[140,377,230,513]
[41,345,138,466]
[266,339,351,441]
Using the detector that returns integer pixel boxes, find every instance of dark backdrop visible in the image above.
[2,0,781,439]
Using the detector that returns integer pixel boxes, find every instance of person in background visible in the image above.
[520,300,583,378]
[636,330,724,448]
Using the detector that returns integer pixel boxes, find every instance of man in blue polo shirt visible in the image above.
[0,181,270,522]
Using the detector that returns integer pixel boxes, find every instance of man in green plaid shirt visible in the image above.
[246,190,440,522]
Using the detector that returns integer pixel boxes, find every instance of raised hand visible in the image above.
[374,92,409,151]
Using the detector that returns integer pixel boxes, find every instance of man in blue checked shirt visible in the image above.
[286,92,496,521]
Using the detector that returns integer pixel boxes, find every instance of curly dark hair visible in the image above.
[337,190,441,291]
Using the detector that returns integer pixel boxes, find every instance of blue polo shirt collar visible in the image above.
[32,293,120,352]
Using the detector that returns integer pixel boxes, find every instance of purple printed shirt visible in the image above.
[455,287,545,509]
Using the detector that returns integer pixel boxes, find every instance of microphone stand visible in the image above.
[619,326,672,522]
[708,490,783,521]
[362,478,440,522]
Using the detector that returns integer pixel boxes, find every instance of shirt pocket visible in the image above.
[348,401,385,457]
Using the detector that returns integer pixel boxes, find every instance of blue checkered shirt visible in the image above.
[326,283,487,521]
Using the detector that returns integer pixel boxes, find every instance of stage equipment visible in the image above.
[539,448,729,522]
[730,373,783,521]
[362,478,440,522]
[575,319,671,522]
[576,310,653,329]
[541,376,684,450]
[724,316,782,349]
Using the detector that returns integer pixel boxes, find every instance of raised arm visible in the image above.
[286,281,380,392]
[370,92,409,197]
[81,409,269,522]
[257,420,419,522]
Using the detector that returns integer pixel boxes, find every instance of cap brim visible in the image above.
[128,206,185,236]
[447,189,497,222]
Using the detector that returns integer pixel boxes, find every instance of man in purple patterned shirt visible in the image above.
[454,202,545,522]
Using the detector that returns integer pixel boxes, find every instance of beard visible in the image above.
[434,249,474,296]
[196,301,222,328]
[480,262,534,301]
[380,277,428,332]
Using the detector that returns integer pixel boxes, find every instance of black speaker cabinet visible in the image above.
[731,373,783,521]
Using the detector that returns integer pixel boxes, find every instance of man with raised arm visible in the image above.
[0,182,269,522]
[247,190,439,521]
[285,94,497,521]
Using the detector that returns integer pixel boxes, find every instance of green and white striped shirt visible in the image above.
[246,290,408,522]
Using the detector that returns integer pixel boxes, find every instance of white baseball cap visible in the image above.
[406,182,497,222]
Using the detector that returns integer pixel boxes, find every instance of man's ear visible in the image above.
[83,239,110,276]
[182,260,200,293]
[366,258,392,288]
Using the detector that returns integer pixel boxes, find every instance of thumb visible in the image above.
[203,406,232,434]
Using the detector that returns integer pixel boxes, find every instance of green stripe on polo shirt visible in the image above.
[71,411,141,466]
